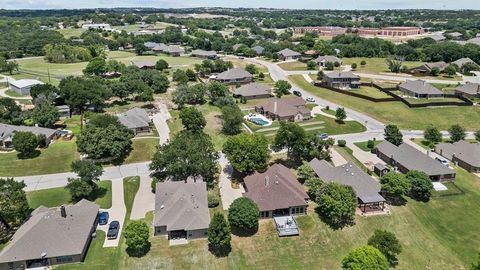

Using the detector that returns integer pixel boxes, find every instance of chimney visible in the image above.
[273,101,277,114]
[60,205,66,218]
[264,176,270,187]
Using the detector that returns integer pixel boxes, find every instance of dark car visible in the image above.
[293,90,302,97]
[98,212,109,225]
[107,221,120,240]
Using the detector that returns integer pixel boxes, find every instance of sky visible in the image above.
[0,0,479,10]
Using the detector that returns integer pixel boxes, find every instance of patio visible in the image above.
[273,216,299,237]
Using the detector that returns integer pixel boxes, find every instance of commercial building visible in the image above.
[293,26,347,37]
[357,27,423,37]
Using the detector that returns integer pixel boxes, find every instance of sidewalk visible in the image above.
[98,178,126,248]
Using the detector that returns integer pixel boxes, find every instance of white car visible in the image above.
[306,97,315,102]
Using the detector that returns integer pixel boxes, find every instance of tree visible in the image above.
[12,131,38,157]
[155,59,169,71]
[223,133,270,174]
[316,182,357,229]
[360,60,367,66]
[221,104,243,135]
[430,67,440,76]
[384,124,403,146]
[325,61,334,71]
[245,64,258,75]
[475,130,480,142]
[0,98,22,125]
[124,221,151,257]
[297,161,315,183]
[30,84,57,101]
[207,81,229,103]
[317,70,324,80]
[444,65,457,76]
[351,63,357,70]
[179,107,206,132]
[449,124,466,142]
[424,126,442,144]
[208,213,231,256]
[471,253,480,270]
[0,178,30,241]
[335,107,347,123]
[173,69,189,84]
[58,76,111,115]
[65,178,94,202]
[71,160,103,182]
[386,57,403,73]
[368,230,402,266]
[185,69,196,81]
[3,61,19,75]
[307,60,317,70]
[31,102,60,128]
[83,57,107,76]
[272,121,306,160]
[172,83,206,106]
[380,171,411,197]
[150,131,219,185]
[341,246,389,270]
[406,170,433,201]
[106,60,126,73]
[274,80,292,97]
[228,197,259,231]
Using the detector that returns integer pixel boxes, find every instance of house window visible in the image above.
[299,207,304,213]
[56,256,73,263]
[265,211,269,218]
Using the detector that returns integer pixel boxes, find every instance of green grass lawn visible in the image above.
[354,86,392,99]
[64,115,82,136]
[123,176,140,218]
[27,180,112,209]
[4,90,23,98]
[0,140,79,177]
[123,138,158,164]
[278,61,310,71]
[289,75,480,130]
[342,57,424,74]
[56,28,87,38]
[354,140,383,152]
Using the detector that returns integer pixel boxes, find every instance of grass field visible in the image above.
[342,57,424,74]
[353,86,392,99]
[354,140,383,152]
[0,140,79,177]
[56,28,87,38]
[289,75,480,130]
[123,138,158,164]
[278,61,309,71]
[27,180,112,209]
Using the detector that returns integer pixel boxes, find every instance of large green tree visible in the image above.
[223,133,270,174]
[228,197,259,231]
[31,102,60,128]
[83,57,107,76]
[221,104,244,135]
[380,171,411,197]
[368,230,402,266]
[335,107,347,123]
[58,76,112,114]
[12,131,38,157]
[448,124,466,142]
[0,98,23,125]
[172,83,206,106]
[341,245,389,270]
[424,126,442,144]
[272,121,306,159]
[316,182,357,229]
[384,124,403,146]
[208,212,231,256]
[274,80,292,97]
[179,107,206,132]
[124,221,151,257]
[406,170,433,202]
[0,178,30,241]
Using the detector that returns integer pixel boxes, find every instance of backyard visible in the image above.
[289,75,480,130]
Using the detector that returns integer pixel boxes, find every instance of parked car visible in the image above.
[435,157,449,166]
[306,97,315,102]
[293,90,302,97]
[107,221,120,240]
[319,133,329,140]
[98,212,109,225]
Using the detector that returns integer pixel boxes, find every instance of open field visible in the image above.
[123,138,158,164]
[56,27,87,38]
[342,57,424,73]
[0,140,79,177]
[278,61,309,71]
[289,75,480,130]
[26,180,112,209]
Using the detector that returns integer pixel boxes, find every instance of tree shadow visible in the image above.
[230,225,259,237]
[334,120,346,125]
[88,184,107,202]
[314,206,355,231]
[17,150,41,159]
[126,242,151,257]
[208,243,231,257]
[384,194,407,206]
[110,145,133,166]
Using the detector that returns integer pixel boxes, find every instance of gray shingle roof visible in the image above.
[399,80,443,95]
[0,199,99,263]
[152,43,168,51]
[435,140,480,168]
[154,180,209,231]
[130,60,156,68]
[243,164,309,212]
[234,83,271,97]
[375,141,455,176]
[315,55,341,64]
[455,82,480,96]
[9,79,44,89]
[191,49,217,57]
[215,68,253,81]
[117,108,150,129]
[452,57,475,67]
[252,46,265,54]
[256,96,311,118]
[324,71,360,80]
[164,45,184,54]
[278,48,301,58]
[309,159,385,203]
[0,123,57,142]
[467,37,480,45]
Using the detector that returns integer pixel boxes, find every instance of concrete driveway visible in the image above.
[218,154,244,210]
[98,178,126,248]
[130,175,155,220]
[152,102,171,145]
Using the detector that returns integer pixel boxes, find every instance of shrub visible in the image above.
[360,60,366,66]
[228,197,259,231]
[367,140,375,149]
[208,194,220,208]
[337,140,346,147]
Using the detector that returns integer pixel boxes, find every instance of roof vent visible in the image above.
[160,205,164,209]
[351,172,354,176]
[265,176,270,187]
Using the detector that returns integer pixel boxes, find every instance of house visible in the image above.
[191,49,218,59]
[144,42,159,49]
[315,55,342,67]
[152,43,168,53]
[430,34,446,42]
[455,82,480,98]
[163,45,184,56]
[243,164,309,218]
[154,180,209,243]
[214,68,253,85]
[309,159,387,213]
[117,108,151,135]
[374,140,456,182]
[9,79,44,96]
[435,140,480,173]
[81,23,111,30]
[234,83,272,99]
[398,80,444,98]
[252,46,265,55]
[323,71,360,89]
[412,61,448,74]
[130,60,156,69]
[232,44,243,52]
[446,32,463,39]
[255,96,311,121]
[0,123,57,149]
[277,48,301,61]
[0,200,99,270]
[56,105,70,119]
[466,37,480,46]
[452,57,475,68]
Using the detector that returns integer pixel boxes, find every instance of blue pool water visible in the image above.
[250,118,269,126]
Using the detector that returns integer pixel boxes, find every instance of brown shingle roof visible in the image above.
[255,96,310,118]
[234,83,272,97]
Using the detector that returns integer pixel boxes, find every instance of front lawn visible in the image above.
[354,140,383,152]
[26,180,112,209]
[278,61,310,71]
[342,57,424,74]
[0,140,79,177]
[289,75,480,130]
[123,138,158,164]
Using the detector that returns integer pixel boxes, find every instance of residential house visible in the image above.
[56,105,70,119]
[81,23,111,30]
[243,164,309,218]
[117,108,151,135]
[0,200,99,270]
[430,34,446,42]
[9,79,44,96]
[154,180,209,243]
[435,140,480,173]
[412,61,448,74]
[252,46,265,55]
[309,159,387,213]
[0,123,57,149]
[255,96,311,121]
[234,83,272,99]
[455,82,480,98]
[467,37,480,46]
[152,43,168,53]
[191,49,218,59]
[374,141,456,181]
[398,80,444,98]
[315,55,342,67]
[277,48,301,61]
[163,45,185,56]
[452,57,475,68]
[323,71,360,89]
[144,41,159,49]
[446,32,463,39]
[214,68,253,85]
[232,44,243,52]
[130,60,156,69]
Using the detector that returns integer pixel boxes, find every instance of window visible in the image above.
[300,207,304,213]
[56,256,73,263]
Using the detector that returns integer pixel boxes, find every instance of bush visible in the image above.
[36,134,47,148]
[124,221,151,257]
[151,179,158,193]
[208,194,220,208]
[351,63,357,70]
[360,60,366,66]
[367,140,375,149]
[228,197,259,231]
[337,140,346,147]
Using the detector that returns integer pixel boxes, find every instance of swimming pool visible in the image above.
[250,118,270,126]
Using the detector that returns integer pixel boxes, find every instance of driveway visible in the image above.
[152,102,171,145]
[98,178,126,248]
[218,154,244,210]
[346,142,386,170]
[130,175,155,220]
[330,148,348,166]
